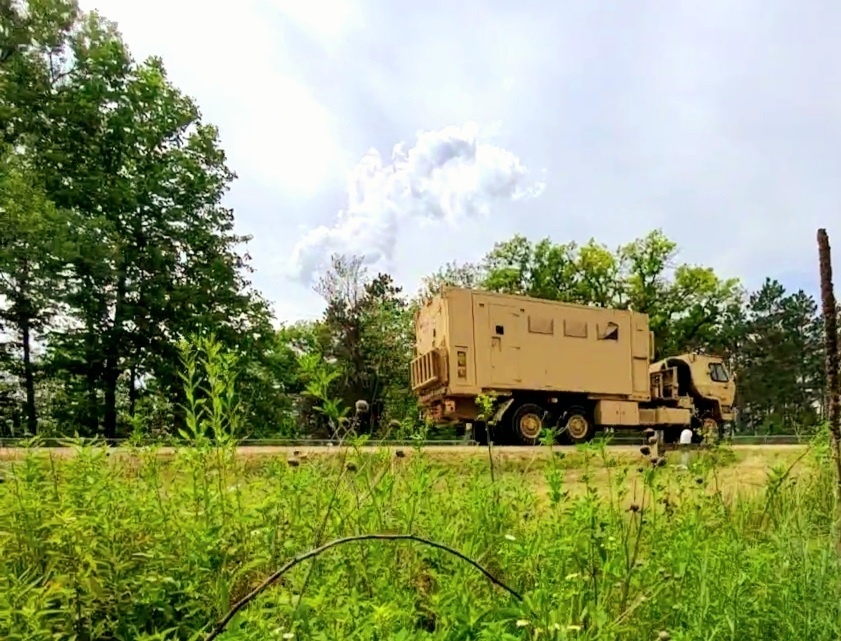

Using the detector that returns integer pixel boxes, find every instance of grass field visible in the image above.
[1,438,839,640]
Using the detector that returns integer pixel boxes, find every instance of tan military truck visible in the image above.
[410,286,736,444]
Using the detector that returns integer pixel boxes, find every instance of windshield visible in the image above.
[709,361,730,383]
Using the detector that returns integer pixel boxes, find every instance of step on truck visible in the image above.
[410,286,736,445]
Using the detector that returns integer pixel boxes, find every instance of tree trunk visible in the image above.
[102,272,128,441]
[20,317,37,435]
[128,363,138,418]
[13,257,38,435]
[102,358,119,440]
[84,323,99,434]
[817,228,841,505]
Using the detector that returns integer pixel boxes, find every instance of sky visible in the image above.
[80,0,841,323]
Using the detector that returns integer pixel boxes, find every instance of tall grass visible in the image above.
[1,339,840,639]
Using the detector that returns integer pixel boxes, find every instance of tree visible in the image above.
[358,272,416,427]
[417,260,484,301]
[315,254,416,434]
[0,149,71,434]
[450,229,742,360]
[736,279,824,432]
[2,0,274,438]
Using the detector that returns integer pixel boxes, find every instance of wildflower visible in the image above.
[283,634,295,640]
[504,534,516,541]
[565,572,580,581]
[516,619,529,627]
[567,625,582,632]
[658,632,671,641]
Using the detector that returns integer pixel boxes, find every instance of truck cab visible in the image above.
[649,352,736,433]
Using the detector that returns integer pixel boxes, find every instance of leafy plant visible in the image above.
[298,351,349,438]
[2,430,839,639]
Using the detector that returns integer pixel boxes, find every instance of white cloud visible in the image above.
[289,121,546,283]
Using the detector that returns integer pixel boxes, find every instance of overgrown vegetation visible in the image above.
[0,337,839,639]
[2,424,839,638]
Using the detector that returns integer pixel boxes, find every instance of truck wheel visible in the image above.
[561,406,595,444]
[509,403,547,445]
[472,421,489,445]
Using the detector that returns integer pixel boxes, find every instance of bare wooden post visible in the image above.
[817,228,841,503]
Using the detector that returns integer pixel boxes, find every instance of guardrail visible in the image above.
[0,433,814,448]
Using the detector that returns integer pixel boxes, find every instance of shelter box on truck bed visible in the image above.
[411,287,654,402]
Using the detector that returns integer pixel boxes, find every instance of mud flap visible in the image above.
[491,398,516,426]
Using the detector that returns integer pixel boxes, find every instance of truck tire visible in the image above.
[509,402,547,445]
[561,406,595,444]
[472,421,489,445]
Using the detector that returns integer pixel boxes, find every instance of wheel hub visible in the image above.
[567,415,588,439]
[519,413,542,439]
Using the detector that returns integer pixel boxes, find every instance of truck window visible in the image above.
[528,316,554,335]
[563,319,588,338]
[599,322,619,341]
[709,362,729,383]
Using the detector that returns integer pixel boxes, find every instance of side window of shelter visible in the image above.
[598,321,619,341]
[528,316,554,335]
[563,319,588,339]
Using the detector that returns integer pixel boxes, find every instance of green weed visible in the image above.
[1,339,839,639]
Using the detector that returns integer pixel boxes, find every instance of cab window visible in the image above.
[709,362,729,383]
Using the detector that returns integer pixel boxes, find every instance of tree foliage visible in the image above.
[313,254,415,435]
[417,231,827,432]
[0,0,278,438]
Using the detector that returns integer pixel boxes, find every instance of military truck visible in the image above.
[410,286,736,444]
